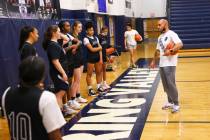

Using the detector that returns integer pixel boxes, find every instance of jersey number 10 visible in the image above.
[8,112,32,140]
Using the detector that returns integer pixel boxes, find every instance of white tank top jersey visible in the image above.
[156,30,182,67]
[124,29,139,46]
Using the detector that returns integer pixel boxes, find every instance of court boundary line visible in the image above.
[146,121,210,124]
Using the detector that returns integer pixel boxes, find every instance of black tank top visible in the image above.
[4,86,49,140]
[86,36,100,60]
[98,34,109,57]
[71,33,83,56]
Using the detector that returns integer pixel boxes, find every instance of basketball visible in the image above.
[165,41,178,55]
[135,34,142,41]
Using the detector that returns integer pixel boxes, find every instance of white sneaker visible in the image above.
[76,96,88,103]
[103,83,111,90]
[68,100,81,110]
[171,105,180,113]
[63,104,77,116]
[162,102,174,110]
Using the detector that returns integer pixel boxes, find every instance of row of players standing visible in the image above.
[18,20,111,116]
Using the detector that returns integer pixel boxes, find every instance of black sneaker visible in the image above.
[88,88,96,96]
[97,87,106,95]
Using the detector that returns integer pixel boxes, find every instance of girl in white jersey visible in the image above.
[124,23,142,68]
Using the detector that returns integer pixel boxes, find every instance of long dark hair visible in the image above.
[58,20,69,33]
[42,25,59,50]
[101,25,108,33]
[85,22,94,30]
[19,26,35,51]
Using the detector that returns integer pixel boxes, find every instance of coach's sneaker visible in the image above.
[162,103,174,110]
[88,88,96,96]
[68,100,81,110]
[63,104,77,116]
[76,96,88,103]
[171,105,180,113]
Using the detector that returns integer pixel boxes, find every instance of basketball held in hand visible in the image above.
[135,34,142,41]
[164,41,178,56]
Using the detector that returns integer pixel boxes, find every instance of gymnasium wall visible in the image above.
[60,0,135,17]
[134,0,167,18]
[59,0,86,10]
[0,19,58,99]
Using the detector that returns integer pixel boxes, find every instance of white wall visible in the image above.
[107,0,135,17]
[86,0,98,13]
[59,0,86,10]
[59,0,167,18]
[134,0,167,18]
[106,0,125,16]
[124,0,134,17]
[59,0,130,16]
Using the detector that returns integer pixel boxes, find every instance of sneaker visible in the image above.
[63,104,77,116]
[88,88,96,96]
[97,86,105,92]
[97,86,106,95]
[132,64,138,69]
[171,105,180,113]
[162,103,174,110]
[68,100,81,110]
[103,83,111,90]
[76,96,88,103]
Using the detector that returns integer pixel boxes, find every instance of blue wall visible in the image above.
[0,18,58,98]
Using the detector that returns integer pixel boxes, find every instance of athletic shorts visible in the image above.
[73,53,84,69]
[102,54,107,62]
[67,63,74,78]
[127,45,137,50]
[50,72,69,93]
[87,56,100,64]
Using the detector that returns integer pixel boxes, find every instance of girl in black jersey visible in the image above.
[19,26,39,61]
[71,21,87,103]
[98,26,111,90]
[58,20,82,111]
[83,22,105,96]
[42,25,73,115]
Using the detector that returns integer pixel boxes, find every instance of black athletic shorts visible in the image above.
[50,72,69,93]
[73,52,84,68]
[87,56,100,64]
[102,54,107,63]
[67,63,74,78]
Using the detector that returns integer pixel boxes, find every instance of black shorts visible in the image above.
[50,72,69,93]
[102,49,107,62]
[102,54,107,62]
[73,53,84,68]
[67,57,83,78]
[67,63,74,78]
[87,56,100,64]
